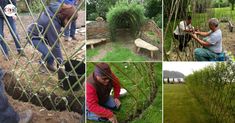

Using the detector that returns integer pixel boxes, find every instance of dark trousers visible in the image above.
[0,68,19,123]
[174,33,192,51]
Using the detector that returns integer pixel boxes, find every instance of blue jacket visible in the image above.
[28,2,63,63]
[58,0,76,5]
[0,0,17,17]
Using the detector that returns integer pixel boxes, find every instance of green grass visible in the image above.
[101,47,147,61]
[164,84,215,123]
[87,42,148,61]
[86,47,101,60]
[86,62,162,123]
[213,7,235,20]
[131,86,162,123]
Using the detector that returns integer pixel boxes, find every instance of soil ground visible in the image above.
[7,94,82,123]
[0,11,85,122]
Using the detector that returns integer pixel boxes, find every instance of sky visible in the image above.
[163,62,215,76]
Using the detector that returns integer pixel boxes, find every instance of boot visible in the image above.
[46,63,57,72]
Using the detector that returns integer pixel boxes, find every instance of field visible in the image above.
[164,84,216,123]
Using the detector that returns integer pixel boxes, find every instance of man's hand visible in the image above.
[12,15,17,20]
[190,33,198,39]
[109,115,118,123]
[114,98,121,108]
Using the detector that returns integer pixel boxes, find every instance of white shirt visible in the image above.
[174,21,193,35]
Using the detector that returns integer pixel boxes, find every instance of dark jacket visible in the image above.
[27,2,63,63]
[0,0,16,17]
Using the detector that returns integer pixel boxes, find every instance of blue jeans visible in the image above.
[64,20,76,38]
[0,17,22,57]
[0,68,19,123]
[86,96,118,122]
[31,38,54,65]
[194,48,218,61]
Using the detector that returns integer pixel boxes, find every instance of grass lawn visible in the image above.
[164,84,215,123]
[101,46,146,61]
[213,7,235,21]
[86,62,162,123]
[86,47,101,60]
[87,42,148,61]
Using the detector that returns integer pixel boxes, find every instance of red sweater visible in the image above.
[86,72,121,118]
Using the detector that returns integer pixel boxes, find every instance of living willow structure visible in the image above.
[106,0,145,41]
[186,62,235,123]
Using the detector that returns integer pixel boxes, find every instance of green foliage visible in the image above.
[228,0,235,10]
[185,62,235,123]
[86,0,117,20]
[107,0,146,41]
[164,0,191,21]
[212,0,230,8]
[131,86,162,123]
[30,0,43,13]
[153,14,162,28]
[145,0,162,18]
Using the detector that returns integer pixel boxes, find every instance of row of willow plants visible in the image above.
[185,62,235,123]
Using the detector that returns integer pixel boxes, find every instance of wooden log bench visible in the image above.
[228,21,234,32]
[86,38,106,49]
[134,38,159,58]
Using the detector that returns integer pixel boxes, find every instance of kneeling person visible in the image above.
[191,18,222,61]
[86,63,121,123]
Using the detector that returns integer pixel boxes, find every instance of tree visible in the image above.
[145,0,161,18]
[87,0,117,20]
[228,0,235,10]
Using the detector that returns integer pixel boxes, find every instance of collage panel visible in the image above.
[86,62,162,123]
[163,62,235,123]
[1,0,234,123]
[86,0,162,62]
[0,0,85,123]
[164,0,235,61]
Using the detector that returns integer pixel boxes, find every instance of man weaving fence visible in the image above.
[191,18,223,61]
